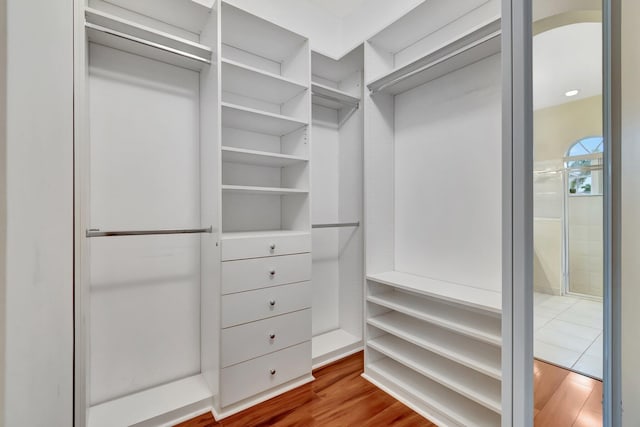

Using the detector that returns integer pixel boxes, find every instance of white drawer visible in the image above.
[221,309,311,367]
[221,232,311,261]
[221,253,311,295]
[222,282,311,328]
[220,341,311,407]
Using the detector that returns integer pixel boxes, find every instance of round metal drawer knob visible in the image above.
[269,243,276,251]
[270,369,276,376]
[269,269,276,276]
[269,299,276,307]
[269,333,276,340]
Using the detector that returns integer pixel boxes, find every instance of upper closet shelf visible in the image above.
[222,2,307,63]
[222,185,308,196]
[367,19,501,95]
[85,8,213,72]
[221,146,308,167]
[222,59,308,104]
[311,83,360,110]
[367,271,501,315]
[221,102,308,136]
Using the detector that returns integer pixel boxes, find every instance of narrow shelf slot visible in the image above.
[366,358,501,427]
[221,185,308,196]
[222,102,307,136]
[311,82,360,110]
[367,271,501,314]
[368,291,501,346]
[221,146,307,167]
[368,335,501,413]
[222,59,307,104]
[85,8,213,72]
[368,311,501,379]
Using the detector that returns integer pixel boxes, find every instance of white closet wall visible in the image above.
[311,47,364,367]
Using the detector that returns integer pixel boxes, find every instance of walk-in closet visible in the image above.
[0,0,613,426]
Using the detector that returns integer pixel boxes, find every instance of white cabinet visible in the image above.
[215,2,313,417]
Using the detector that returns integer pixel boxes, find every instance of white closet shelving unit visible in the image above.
[216,2,313,419]
[75,1,219,426]
[362,1,503,426]
[310,47,364,368]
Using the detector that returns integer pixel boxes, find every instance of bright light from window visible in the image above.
[565,89,580,97]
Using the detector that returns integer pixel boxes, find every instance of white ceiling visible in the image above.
[306,0,368,18]
[533,22,602,111]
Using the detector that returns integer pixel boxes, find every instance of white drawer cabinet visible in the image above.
[220,341,312,407]
[221,232,311,261]
[222,281,312,328]
[221,309,311,367]
[221,253,311,294]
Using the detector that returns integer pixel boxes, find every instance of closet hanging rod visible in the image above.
[312,222,360,229]
[85,22,212,65]
[86,226,214,238]
[311,92,360,108]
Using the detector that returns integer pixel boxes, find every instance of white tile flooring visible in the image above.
[534,292,603,379]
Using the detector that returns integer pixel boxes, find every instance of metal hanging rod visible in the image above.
[311,92,360,108]
[86,226,214,238]
[85,22,212,66]
[312,222,360,229]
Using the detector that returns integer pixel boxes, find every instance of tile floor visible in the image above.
[534,292,603,379]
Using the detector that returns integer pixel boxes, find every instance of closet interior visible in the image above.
[363,1,504,426]
[74,0,506,426]
[310,46,364,368]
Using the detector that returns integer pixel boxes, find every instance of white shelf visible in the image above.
[367,271,501,314]
[222,59,307,104]
[312,329,362,368]
[367,19,501,95]
[368,335,501,413]
[366,358,501,427]
[85,8,213,72]
[221,146,307,168]
[221,102,307,136]
[221,230,310,240]
[368,311,501,379]
[88,375,213,427]
[222,3,306,62]
[368,291,501,346]
[221,185,308,196]
[311,82,360,110]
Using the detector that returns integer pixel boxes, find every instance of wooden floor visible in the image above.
[177,353,602,427]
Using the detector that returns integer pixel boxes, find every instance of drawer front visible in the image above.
[221,309,311,367]
[222,281,312,328]
[222,253,311,294]
[220,341,311,407]
[221,233,311,261]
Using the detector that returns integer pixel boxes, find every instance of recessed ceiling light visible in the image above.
[565,89,580,97]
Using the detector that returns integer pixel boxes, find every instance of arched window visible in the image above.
[565,136,604,195]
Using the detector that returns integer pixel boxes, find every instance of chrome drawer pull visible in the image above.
[269,333,276,340]
[270,369,276,375]
[269,299,276,307]
[269,243,276,251]
[269,269,276,276]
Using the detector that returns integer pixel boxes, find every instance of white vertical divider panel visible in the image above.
[200,0,221,395]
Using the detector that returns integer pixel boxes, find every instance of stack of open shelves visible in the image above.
[219,2,311,239]
[364,273,502,426]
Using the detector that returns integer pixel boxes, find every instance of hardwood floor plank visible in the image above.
[533,359,570,412]
[534,372,596,426]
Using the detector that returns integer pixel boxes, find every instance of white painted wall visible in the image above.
[0,0,6,420]
[393,54,502,292]
[3,0,74,425]
[621,0,640,422]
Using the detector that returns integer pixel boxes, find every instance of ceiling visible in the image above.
[533,22,602,110]
[306,0,368,18]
